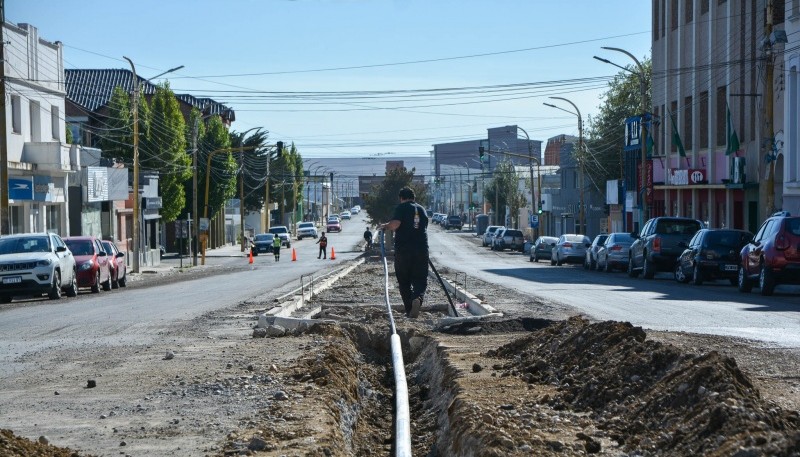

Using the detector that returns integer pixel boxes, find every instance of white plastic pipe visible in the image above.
[391,333,412,457]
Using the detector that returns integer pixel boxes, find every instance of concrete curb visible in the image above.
[433,273,502,316]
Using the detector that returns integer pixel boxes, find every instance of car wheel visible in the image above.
[737,265,753,293]
[91,271,100,293]
[550,257,556,266]
[590,258,597,270]
[111,270,119,289]
[627,257,640,278]
[64,270,78,297]
[118,272,127,288]
[556,255,563,266]
[0,295,12,304]
[48,270,62,300]
[674,264,689,283]
[102,273,112,291]
[691,264,703,285]
[759,263,776,296]
[604,260,612,273]
[642,256,655,279]
[533,253,538,263]
[583,257,590,269]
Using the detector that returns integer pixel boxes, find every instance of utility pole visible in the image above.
[0,1,9,235]
[264,153,271,232]
[191,119,199,266]
[765,0,777,217]
[123,56,140,274]
[239,145,245,252]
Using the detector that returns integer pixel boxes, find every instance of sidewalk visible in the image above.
[134,243,246,276]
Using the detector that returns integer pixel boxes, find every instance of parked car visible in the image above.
[250,233,275,256]
[350,206,360,215]
[101,240,127,288]
[739,211,800,296]
[433,213,446,225]
[551,234,591,266]
[268,226,291,247]
[596,233,634,272]
[326,218,342,233]
[296,222,319,240]
[340,211,352,220]
[0,233,78,303]
[584,234,609,270]
[628,217,703,279]
[493,228,525,252]
[445,215,463,230]
[491,228,506,249]
[529,236,558,262]
[64,236,112,293]
[675,229,752,285]
[482,226,504,247]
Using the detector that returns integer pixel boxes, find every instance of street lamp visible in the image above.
[122,57,183,273]
[594,47,647,228]
[507,127,541,237]
[544,97,584,234]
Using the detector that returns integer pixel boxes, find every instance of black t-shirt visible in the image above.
[391,201,428,252]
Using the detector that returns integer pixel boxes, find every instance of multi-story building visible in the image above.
[2,22,72,234]
[651,0,787,232]
[782,0,800,212]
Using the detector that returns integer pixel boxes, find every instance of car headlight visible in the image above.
[36,258,53,267]
[79,261,94,271]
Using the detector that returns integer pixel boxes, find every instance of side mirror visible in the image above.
[630,232,639,239]
[116,252,125,258]
[585,243,591,248]
[56,246,67,252]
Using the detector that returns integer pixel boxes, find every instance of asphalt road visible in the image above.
[0,214,369,380]
[429,227,800,348]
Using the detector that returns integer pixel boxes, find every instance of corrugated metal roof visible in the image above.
[65,69,235,123]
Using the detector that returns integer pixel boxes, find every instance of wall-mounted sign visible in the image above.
[9,177,33,200]
[145,197,162,209]
[667,168,707,186]
[87,166,109,202]
[624,116,641,151]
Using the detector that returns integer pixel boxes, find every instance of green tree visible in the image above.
[233,129,271,212]
[584,58,652,189]
[484,160,526,227]
[363,167,426,223]
[199,116,236,220]
[143,82,190,222]
[97,86,133,162]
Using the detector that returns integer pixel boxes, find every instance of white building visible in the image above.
[2,22,72,234]
[782,1,800,212]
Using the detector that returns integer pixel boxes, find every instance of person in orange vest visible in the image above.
[379,186,429,318]
[316,232,328,259]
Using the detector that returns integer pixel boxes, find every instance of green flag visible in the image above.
[669,112,686,157]
[645,131,655,157]
[726,102,740,155]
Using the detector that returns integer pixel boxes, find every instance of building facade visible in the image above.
[781,0,800,212]
[2,22,72,235]
[651,0,787,232]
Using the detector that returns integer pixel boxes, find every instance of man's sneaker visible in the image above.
[410,297,422,318]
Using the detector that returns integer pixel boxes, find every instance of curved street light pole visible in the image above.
[545,98,584,234]
[596,46,647,228]
[512,127,541,238]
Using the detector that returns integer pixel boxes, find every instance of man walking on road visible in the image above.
[272,235,281,262]
[363,226,373,250]
[316,232,328,259]
[380,186,429,318]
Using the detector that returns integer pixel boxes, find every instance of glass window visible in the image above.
[11,95,21,134]
[755,220,773,242]
[686,0,694,23]
[51,106,60,140]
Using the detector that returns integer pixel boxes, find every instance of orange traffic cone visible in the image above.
[248,249,254,264]
[330,247,336,260]
[291,248,297,262]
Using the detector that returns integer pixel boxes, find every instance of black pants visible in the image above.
[318,246,327,259]
[394,249,429,314]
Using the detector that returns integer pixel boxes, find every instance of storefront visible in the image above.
[7,174,68,235]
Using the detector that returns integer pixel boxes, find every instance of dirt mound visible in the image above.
[0,429,95,457]
[489,316,800,456]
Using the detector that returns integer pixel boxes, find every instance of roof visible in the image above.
[65,69,234,122]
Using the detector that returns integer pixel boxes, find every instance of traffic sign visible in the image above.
[529,215,539,228]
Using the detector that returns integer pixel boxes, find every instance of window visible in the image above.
[670,101,678,153]
[683,96,693,149]
[686,0,694,23]
[671,0,679,29]
[661,0,666,37]
[11,95,21,134]
[718,0,726,4]
[793,0,800,18]
[653,106,661,156]
[51,106,60,140]
[701,0,710,14]
[775,0,786,24]
[654,0,661,41]
[716,86,727,146]
[699,91,709,148]
[30,101,41,142]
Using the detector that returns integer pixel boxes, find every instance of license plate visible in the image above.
[724,264,738,271]
[2,276,22,284]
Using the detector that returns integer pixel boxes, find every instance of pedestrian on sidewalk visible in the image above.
[272,235,281,262]
[316,232,328,259]
[363,226,373,251]
[379,186,429,318]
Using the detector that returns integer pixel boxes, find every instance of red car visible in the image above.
[101,240,127,289]
[739,211,800,296]
[326,218,342,233]
[64,236,111,293]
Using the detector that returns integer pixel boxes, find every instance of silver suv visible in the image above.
[0,233,78,303]
[268,226,292,247]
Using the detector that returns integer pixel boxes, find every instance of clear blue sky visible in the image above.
[8,0,651,159]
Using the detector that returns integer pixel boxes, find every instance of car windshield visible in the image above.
[705,231,748,248]
[595,235,608,245]
[0,236,50,254]
[506,230,523,236]
[611,233,633,243]
[101,241,115,254]
[328,220,339,224]
[786,218,800,236]
[254,234,274,242]
[655,219,701,235]
[269,227,287,234]
[564,235,585,243]
[65,240,94,256]
[298,223,314,229]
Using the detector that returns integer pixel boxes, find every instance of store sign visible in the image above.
[667,168,707,186]
[8,177,33,200]
[87,167,109,202]
[145,197,162,209]
[624,116,642,151]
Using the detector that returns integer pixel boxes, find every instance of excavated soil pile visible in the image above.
[1,429,94,457]
[489,316,800,456]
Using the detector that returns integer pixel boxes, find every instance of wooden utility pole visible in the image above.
[0,0,9,235]
[764,0,776,217]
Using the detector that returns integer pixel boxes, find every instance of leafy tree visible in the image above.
[584,58,652,190]
[141,83,190,222]
[97,86,133,162]
[198,116,236,220]
[484,160,526,227]
[363,167,426,223]
[65,125,74,144]
[232,129,271,212]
